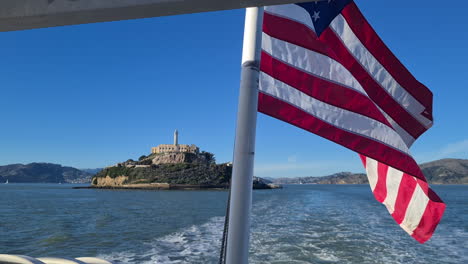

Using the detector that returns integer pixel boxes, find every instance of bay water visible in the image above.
[0,184,466,263]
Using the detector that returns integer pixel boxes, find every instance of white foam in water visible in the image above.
[146,219,224,264]
[100,251,140,263]
[313,251,340,262]
[99,216,225,263]
[98,187,468,264]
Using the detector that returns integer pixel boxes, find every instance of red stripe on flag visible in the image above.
[260,52,393,127]
[391,173,418,224]
[374,162,388,203]
[341,2,433,120]
[360,157,445,243]
[415,178,444,203]
[411,195,446,243]
[319,27,428,139]
[263,12,339,61]
[359,154,367,167]
[258,92,424,180]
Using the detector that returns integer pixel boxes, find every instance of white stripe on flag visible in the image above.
[259,73,410,154]
[400,183,430,235]
[365,157,379,192]
[329,14,432,128]
[262,33,367,95]
[264,4,316,33]
[378,110,416,148]
[383,166,404,214]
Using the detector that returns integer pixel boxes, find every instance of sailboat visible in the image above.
[5,179,8,184]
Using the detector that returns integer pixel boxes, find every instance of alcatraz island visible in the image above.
[89,130,280,190]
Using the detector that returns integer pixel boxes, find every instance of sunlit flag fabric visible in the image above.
[258,0,445,243]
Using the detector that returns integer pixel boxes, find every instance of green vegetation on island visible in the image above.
[93,162,232,186]
[91,150,279,189]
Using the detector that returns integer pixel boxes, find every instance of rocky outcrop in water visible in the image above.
[93,163,232,187]
[91,164,279,190]
[92,149,280,190]
[91,147,282,189]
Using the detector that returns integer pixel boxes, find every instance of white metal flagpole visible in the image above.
[225,6,264,264]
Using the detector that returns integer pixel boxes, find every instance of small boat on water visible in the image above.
[5,179,8,184]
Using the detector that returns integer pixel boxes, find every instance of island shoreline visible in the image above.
[74,183,281,190]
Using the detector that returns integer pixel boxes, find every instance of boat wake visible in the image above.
[99,188,467,264]
[99,217,224,264]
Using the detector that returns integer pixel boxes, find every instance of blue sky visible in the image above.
[1,0,467,177]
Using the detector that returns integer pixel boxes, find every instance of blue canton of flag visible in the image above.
[297,0,352,36]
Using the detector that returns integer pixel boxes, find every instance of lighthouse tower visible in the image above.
[174,129,178,146]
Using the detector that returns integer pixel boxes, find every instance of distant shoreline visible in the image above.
[74,183,281,190]
[2,182,464,186]
[74,184,228,190]
[278,183,468,185]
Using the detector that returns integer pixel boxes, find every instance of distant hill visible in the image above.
[271,158,468,185]
[272,172,367,185]
[0,163,92,183]
[420,159,468,184]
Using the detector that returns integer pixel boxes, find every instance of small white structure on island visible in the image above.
[151,130,199,154]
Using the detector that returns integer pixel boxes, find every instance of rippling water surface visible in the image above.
[0,184,466,263]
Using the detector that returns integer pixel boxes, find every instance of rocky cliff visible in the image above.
[93,163,232,187]
[92,150,280,189]
[151,152,210,165]
[93,150,230,186]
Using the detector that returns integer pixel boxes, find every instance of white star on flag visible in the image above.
[312,11,320,21]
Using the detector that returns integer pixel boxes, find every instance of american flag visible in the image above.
[258,0,445,243]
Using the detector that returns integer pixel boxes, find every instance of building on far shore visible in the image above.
[151,130,199,154]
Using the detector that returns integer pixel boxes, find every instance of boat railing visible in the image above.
[0,255,113,264]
